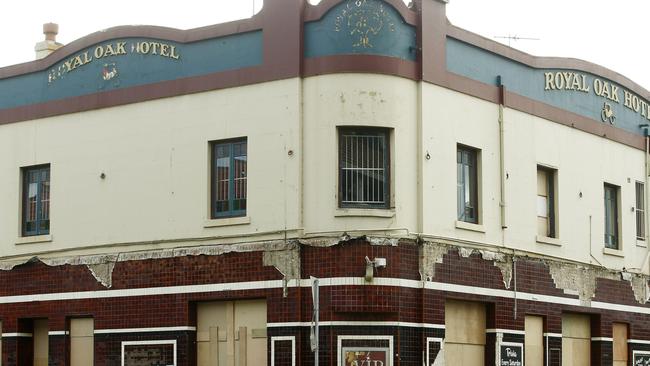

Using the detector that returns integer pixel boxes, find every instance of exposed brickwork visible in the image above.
[0,240,649,364]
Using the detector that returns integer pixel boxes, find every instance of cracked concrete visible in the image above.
[548,262,619,306]
[419,241,448,281]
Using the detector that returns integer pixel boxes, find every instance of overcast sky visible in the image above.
[1,0,649,92]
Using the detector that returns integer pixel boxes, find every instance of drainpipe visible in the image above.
[497,76,508,230]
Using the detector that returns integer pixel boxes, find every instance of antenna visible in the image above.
[494,35,540,47]
[252,0,255,16]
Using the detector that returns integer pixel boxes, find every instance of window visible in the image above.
[339,128,389,208]
[636,182,645,241]
[211,139,247,218]
[537,166,557,238]
[604,183,619,249]
[22,165,50,236]
[457,145,479,223]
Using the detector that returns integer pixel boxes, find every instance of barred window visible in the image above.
[22,165,50,236]
[339,128,389,208]
[604,183,619,249]
[636,181,645,241]
[211,139,247,218]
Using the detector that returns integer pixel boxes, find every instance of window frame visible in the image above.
[338,127,391,209]
[210,138,247,219]
[457,144,480,224]
[21,164,51,237]
[604,183,620,249]
[636,181,645,241]
[537,166,557,238]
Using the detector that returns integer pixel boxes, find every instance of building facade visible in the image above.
[1,0,650,365]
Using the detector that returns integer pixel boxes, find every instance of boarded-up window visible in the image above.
[197,299,267,366]
[70,318,93,366]
[444,300,485,365]
[613,323,628,366]
[525,315,543,366]
[562,313,590,366]
[33,319,48,366]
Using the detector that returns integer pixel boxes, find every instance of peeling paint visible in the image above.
[548,262,618,306]
[627,273,650,304]
[494,259,513,289]
[419,241,448,281]
[459,247,474,258]
[367,236,399,246]
[0,241,298,288]
[263,243,301,281]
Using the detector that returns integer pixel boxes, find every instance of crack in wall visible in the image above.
[419,241,448,281]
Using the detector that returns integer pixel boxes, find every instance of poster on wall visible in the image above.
[342,347,389,366]
[498,342,523,366]
[122,340,176,366]
[633,350,650,365]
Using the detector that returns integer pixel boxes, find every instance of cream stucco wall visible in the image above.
[0,74,648,272]
[421,83,648,271]
[0,78,302,258]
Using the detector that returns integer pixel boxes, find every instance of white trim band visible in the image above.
[629,339,650,345]
[0,276,648,317]
[267,321,444,329]
[2,332,32,338]
[544,333,562,338]
[486,329,525,335]
[591,337,613,342]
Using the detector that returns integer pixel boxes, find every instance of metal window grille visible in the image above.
[604,183,619,249]
[22,165,50,236]
[457,146,478,223]
[212,139,247,218]
[339,129,389,208]
[636,181,645,240]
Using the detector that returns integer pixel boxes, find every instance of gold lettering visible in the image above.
[581,74,590,92]
[641,99,648,117]
[148,42,160,55]
[562,72,573,90]
[593,78,603,96]
[116,42,127,55]
[624,90,634,109]
[633,95,640,112]
[160,43,170,57]
[610,85,620,103]
[140,42,150,54]
[64,59,74,72]
[103,44,116,57]
[570,73,582,91]
[71,55,84,69]
[83,51,92,64]
[94,46,105,59]
[555,73,565,89]
[170,45,180,59]
[544,72,555,90]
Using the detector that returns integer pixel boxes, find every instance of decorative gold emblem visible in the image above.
[334,0,396,48]
[601,102,615,124]
[102,63,118,81]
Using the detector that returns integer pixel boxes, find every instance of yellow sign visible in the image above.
[48,40,181,84]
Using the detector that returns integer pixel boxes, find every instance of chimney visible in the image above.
[35,23,63,60]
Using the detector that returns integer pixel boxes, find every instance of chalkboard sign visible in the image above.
[499,342,523,366]
[633,350,650,365]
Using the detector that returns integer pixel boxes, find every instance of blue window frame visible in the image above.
[211,139,247,218]
[22,165,50,236]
